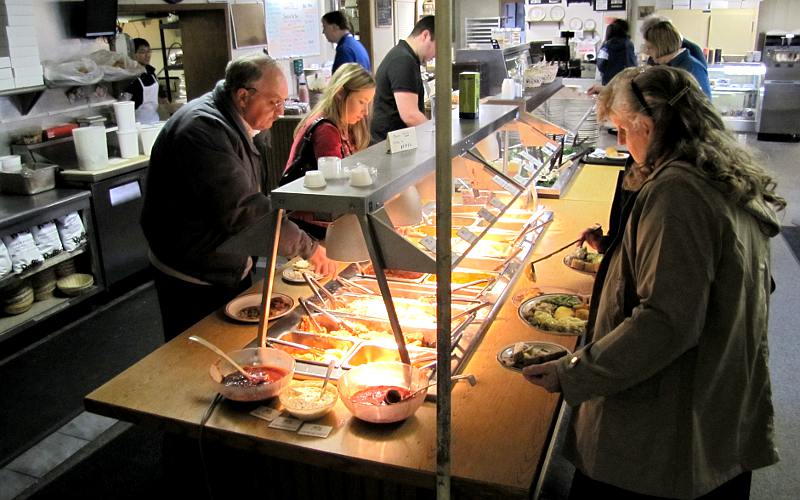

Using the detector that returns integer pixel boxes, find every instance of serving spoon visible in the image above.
[318,359,336,401]
[384,373,477,405]
[189,335,264,384]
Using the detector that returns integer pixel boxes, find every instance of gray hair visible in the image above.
[223,53,280,93]
[639,15,672,38]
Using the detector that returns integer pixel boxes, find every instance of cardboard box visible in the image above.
[13,74,42,88]
[10,55,38,68]
[12,64,40,78]
[0,14,35,26]
[0,3,34,16]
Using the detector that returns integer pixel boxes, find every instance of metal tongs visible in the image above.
[526,225,601,282]
[451,301,491,323]
[266,336,328,355]
[510,217,553,249]
[298,297,324,332]
[336,275,377,295]
[302,271,338,307]
[304,300,359,335]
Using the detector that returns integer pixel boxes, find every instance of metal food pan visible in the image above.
[272,330,356,366]
[343,341,437,369]
[357,263,428,283]
[346,276,487,301]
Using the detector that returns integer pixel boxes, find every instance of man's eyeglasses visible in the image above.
[245,87,285,109]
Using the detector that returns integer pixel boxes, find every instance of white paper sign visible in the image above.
[250,406,281,422]
[298,423,333,438]
[387,127,418,154]
[268,416,304,431]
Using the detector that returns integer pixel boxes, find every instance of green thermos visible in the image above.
[459,72,480,119]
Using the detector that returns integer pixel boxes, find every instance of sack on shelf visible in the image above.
[0,240,12,279]
[31,221,64,260]
[2,231,44,274]
[55,212,87,252]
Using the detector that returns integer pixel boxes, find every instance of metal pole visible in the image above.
[434,3,453,500]
[258,209,283,348]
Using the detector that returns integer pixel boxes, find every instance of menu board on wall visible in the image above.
[595,0,627,10]
[265,0,321,59]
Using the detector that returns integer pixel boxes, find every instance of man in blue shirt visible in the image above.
[322,11,371,75]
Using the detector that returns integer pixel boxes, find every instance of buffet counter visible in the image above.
[84,164,617,499]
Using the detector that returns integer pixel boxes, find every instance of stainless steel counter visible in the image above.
[0,188,90,234]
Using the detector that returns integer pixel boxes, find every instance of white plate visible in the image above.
[550,6,565,22]
[517,293,588,336]
[281,267,322,284]
[584,19,597,31]
[497,341,571,372]
[527,7,546,22]
[225,292,295,323]
[569,17,583,30]
[563,255,598,276]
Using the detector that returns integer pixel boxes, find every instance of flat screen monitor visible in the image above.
[85,0,118,37]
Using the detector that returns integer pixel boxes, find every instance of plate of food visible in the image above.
[518,293,590,336]
[563,246,603,275]
[225,292,295,323]
[498,341,571,372]
[584,147,630,165]
[282,259,322,284]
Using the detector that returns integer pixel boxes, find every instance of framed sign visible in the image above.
[529,0,562,4]
[594,0,626,10]
[376,0,392,28]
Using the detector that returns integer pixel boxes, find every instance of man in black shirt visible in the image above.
[370,16,436,144]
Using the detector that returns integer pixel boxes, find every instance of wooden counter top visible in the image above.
[85,167,617,498]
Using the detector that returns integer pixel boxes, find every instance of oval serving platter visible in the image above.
[497,341,572,372]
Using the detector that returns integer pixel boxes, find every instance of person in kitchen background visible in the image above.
[641,19,712,97]
[370,15,436,144]
[123,37,161,124]
[523,65,784,499]
[641,14,707,69]
[281,63,376,239]
[142,53,337,342]
[597,19,637,86]
[322,10,371,75]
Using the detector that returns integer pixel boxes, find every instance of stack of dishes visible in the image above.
[3,281,34,315]
[54,258,76,278]
[31,268,57,301]
[56,273,94,296]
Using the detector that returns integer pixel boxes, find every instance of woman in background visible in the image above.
[597,19,637,85]
[642,20,712,97]
[282,63,376,238]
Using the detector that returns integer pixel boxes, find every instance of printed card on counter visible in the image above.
[420,236,437,253]
[250,406,281,422]
[477,207,498,224]
[387,127,418,154]
[268,416,304,432]
[489,196,506,210]
[457,227,479,244]
[298,423,333,438]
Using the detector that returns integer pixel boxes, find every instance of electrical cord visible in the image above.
[198,392,224,500]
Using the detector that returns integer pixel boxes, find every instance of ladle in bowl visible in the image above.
[318,359,336,401]
[384,373,476,404]
[189,335,264,384]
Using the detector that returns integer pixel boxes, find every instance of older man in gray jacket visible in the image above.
[142,54,335,341]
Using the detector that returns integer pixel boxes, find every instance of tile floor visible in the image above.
[1,132,798,500]
[0,412,117,500]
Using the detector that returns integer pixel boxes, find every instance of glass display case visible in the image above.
[267,103,558,381]
[708,63,765,133]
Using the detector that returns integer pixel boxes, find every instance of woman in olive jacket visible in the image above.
[524,66,784,499]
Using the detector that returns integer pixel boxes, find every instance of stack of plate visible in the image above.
[56,273,94,297]
[534,98,599,148]
[31,268,57,301]
[55,258,76,278]
[2,281,34,315]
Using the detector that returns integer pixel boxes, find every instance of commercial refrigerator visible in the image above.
[758,32,800,141]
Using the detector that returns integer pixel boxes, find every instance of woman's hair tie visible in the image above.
[668,86,690,106]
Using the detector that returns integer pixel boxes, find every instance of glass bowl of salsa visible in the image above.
[337,361,430,423]
[209,347,295,402]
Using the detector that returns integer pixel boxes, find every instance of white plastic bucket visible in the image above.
[72,126,109,171]
[116,130,139,159]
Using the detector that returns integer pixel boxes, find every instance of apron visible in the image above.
[136,76,160,124]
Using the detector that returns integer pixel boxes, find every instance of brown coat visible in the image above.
[557,160,780,498]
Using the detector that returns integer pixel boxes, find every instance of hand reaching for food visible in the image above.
[579,224,604,251]
[308,245,338,278]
